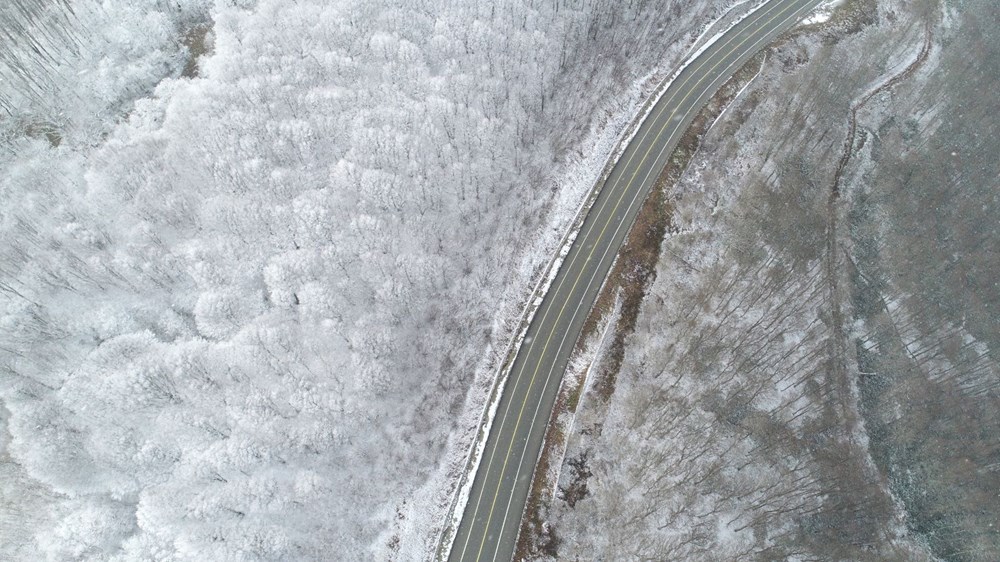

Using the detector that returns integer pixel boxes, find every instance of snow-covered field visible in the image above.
[0,0,748,559]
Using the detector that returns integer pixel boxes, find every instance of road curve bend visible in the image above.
[448,0,823,560]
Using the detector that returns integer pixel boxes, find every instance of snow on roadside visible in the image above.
[545,290,622,506]
[800,0,846,26]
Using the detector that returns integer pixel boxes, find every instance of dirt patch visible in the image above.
[23,121,61,147]
[181,24,213,78]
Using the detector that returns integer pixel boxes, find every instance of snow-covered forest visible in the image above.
[0,0,743,559]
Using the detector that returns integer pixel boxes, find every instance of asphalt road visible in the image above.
[447,0,823,560]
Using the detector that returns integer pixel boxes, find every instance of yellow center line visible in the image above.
[461,0,812,559]
[487,1,821,556]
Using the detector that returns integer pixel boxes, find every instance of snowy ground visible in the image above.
[544,0,1000,559]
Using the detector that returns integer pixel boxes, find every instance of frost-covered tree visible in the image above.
[2,0,745,558]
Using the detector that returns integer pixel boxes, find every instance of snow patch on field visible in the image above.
[800,0,845,25]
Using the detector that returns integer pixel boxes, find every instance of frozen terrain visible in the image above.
[0,0,755,559]
[544,0,1000,559]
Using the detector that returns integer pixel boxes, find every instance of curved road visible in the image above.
[448,0,822,559]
